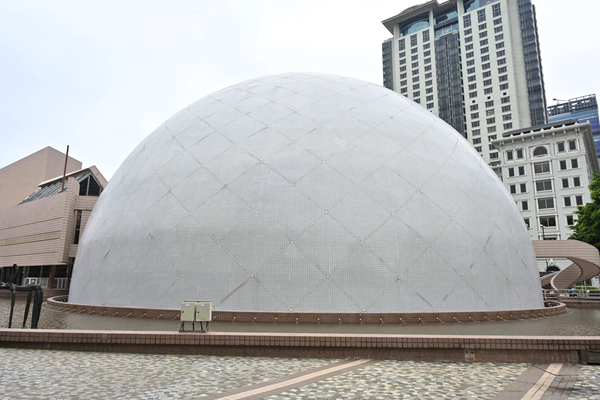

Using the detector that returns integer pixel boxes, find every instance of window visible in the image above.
[423,30,430,42]
[485,101,494,108]
[401,80,407,86]
[501,96,510,104]
[498,58,506,65]
[564,197,572,207]
[477,9,486,22]
[412,76,419,82]
[498,66,507,74]
[567,215,574,226]
[411,48,418,54]
[576,195,584,206]
[468,75,477,82]
[500,83,509,90]
[490,152,499,159]
[503,114,512,121]
[470,104,479,111]
[413,91,420,97]
[424,57,431,64]
[501,105,511,112]
[424,43,430,49]
[516,148,524,159]
[506,150,513,160]
[489,144,495,151]
[534,162,550,174]
[410,34,417,47]
[560,160,567,170]
[467,59,475,66]
[571,158,579,168]
[411,55,419,61]
[412,61,419,68]
[510,184,516,194]
[499,75,508,82]
[473,137,481,144]
[472,129,480,136]
[574,177,581,187]
[399,52,406,58]
[479,23,487,30]
[400,59,406,65]
[494,18,502,25]
[540,216,557,227]
[479,31,488,38]
[401,88,408,93]
[426,87,433,93]
[484,88,493,94]
[400,66,407,72]
[425,65,432,72]
[463,14,471,28]
[487,126,496,133]
[568,140,577,150]
[520,183,527,193]
[414,98,420,104]
[483,71,491,78]
[536,180,552,192]
[562,178,569,189]
[496,42,505,49]
[492,3,501,17]
[73,210,82,244]
[487,117,495,124]
[475,146,482,152]
[508,167,514,177]
[467,67,476,74]
[469,91,478,98]
[466,51,474,58]
[494,26,503,33]
[472,121,480,128]
[471,112,479,119]
[466,44,474,51]
[503,123,513,130]
[557,142,565,152]
[482,63,491,70]
[486,109,494,116]
[488,134,497,140]
[523,203,529,212]
[495,34,504,41]
[427,103,434,109]
[465,36,473,44]
[481,47,489,54]
[399,39,405,50]
[481,54,490,61]
[483,79,492,86]
[413,84,420,90]
[400,73,407,80]
[426,95,434,101]
[468,83,477,90]
[425,72,432,79]
[480,39,488,46]
[496,50,505,57]
[538,198,554,210]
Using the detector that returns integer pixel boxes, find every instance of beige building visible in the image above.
[0,165,107,289]
[0,146,81,211]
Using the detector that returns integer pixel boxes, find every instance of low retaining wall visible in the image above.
[0,328,598,364]
[47,296,566,324]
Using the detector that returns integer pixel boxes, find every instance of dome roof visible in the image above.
[70,73,543,313]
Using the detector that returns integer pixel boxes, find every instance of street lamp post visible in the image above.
[540,224,549,271]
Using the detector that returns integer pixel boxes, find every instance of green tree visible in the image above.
[569,173,600,250]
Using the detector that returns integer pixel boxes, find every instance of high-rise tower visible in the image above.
[382,0,547,164]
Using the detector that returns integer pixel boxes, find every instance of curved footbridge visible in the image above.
[534,240,600,290]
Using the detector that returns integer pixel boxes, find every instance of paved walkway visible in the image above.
[0,348,598,399]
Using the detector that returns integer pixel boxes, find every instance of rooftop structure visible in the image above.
[382,0,547,164]
[70,73,543,313]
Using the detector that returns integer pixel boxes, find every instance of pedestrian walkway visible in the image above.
[0,348,598,399]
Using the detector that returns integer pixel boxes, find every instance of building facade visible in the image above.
[382,0,547,164]
[492,120,600,241]
[0,166,107,289]
[547,95,600,161]
[0,146,81,211]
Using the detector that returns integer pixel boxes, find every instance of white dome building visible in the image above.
[70,73,543,313]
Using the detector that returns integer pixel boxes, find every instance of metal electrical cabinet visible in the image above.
[179,300,211,332]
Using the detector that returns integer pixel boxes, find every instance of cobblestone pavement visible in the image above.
[0,348,597,399]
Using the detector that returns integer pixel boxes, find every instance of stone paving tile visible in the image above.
[0,348,334,399]
[264,360,530,400]
[569,365,600,400]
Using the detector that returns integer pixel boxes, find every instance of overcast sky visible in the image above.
[1,0,599,180]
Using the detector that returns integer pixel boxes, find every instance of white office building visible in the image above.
[491,120,600,241]
[382,0,547,164]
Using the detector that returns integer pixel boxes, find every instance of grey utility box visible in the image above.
[195,301,212,322]
[180,301,197,322]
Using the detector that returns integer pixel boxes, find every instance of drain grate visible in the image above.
[587,350,600,365]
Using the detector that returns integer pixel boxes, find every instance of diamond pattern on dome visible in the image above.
[70,73,544,312]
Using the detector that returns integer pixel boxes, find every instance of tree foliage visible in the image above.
[569,173,600,250]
